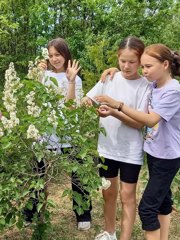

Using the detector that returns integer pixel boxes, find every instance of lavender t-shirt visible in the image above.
[144,79,180,159]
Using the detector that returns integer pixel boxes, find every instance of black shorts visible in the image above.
[99,158,141,184]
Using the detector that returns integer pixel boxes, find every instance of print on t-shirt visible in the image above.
[144,92,158,141]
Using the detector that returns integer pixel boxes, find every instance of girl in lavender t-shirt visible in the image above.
[97,44,180,240]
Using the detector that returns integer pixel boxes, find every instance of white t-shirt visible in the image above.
[87,72,150,165]
[43,71,83,104]
[43,70,83,150]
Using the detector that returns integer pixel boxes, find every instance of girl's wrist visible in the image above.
[116,102,124,111]
[111,108,117,117]
[68,80,75,84]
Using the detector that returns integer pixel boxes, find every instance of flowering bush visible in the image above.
[0,59,103,237]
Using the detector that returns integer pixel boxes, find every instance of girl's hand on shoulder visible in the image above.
[97,105,113,117]
[66,60,81,83]
[38,60,48,70]
[100,67,119,82]
[95,95,119,109]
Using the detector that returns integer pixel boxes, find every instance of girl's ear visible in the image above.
[163,60,169,70]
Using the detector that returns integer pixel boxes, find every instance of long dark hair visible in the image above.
[47,37,72,70]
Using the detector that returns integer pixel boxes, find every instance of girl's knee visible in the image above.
[120,189,136,204]
[103,188,118,202]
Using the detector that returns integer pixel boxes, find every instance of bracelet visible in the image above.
[117,102,124,111]
[68,81,75,84]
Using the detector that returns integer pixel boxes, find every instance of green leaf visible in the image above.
[62,189,71,198]
[37,203,43,213]
[26,202,33,211]
[16,219,23,229]
[22,189,30,197]
[47,199,56,208]
[0,218,5,225]
[2,141,12,149]
[48,77,58,87]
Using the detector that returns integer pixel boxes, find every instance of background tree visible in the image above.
[0,0,179,88]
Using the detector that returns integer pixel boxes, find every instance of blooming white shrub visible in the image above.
[0,51,101,233]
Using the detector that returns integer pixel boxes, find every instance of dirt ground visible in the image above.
[1,181,180,240]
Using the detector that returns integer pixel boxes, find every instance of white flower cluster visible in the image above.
[1,63,22,133]
[27,61,43,81]
[47,110,58,127]
[27,124,40,140]
[101,177,111,190]
[76,88,84,106]
[1,112,20,132]
[3,62,23,112]
[0,127,4,137]
[27,48,48,82]
[41,47,49,60]
[26,91,41,117]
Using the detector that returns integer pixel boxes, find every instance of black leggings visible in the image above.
[61,148,92,222]
[24,149,92,222]
[138,154,180,231]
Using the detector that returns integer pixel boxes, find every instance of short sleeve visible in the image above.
[137,84,151,113]
[152,90,180,121]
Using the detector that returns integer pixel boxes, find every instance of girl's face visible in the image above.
[48,46,65,72]
[141,53,169,82]
[118,48,140,80]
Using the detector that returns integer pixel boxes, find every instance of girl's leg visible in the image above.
[118,161,141,240]
[119,181,137,240]
[158,189,172,240]
[145,229,160,240]
[103,176,119,233]
[158,214,171,240]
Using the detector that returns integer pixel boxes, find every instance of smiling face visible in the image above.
[141,53,169,82]
[118,48,140,80]
[48,46,65,72]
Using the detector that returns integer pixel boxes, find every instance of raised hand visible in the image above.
[95,95,119,109]
[100,67,119,82]
[66,60,81,83]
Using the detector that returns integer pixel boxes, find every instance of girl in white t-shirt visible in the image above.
[25,38,91,231]
[84,36,150,240]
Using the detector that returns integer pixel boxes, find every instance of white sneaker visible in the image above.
[77,221,91,231]
[95,231,117,240]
